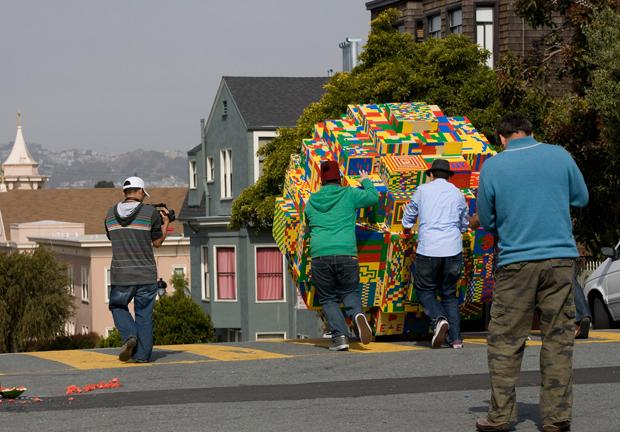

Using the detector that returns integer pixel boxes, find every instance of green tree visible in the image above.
[94,180,115,188]
[0,248,74,353]
[170,271,191,296]
[153,282,215,345]
[506,4,620,250]
[230,9,500,230]
[514,0,619,93]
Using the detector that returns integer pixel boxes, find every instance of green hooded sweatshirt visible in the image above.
[304,178,379,258]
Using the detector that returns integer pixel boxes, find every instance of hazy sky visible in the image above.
[1,1,370,153]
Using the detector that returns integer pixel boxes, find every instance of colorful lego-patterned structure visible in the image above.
[273,102,497,336]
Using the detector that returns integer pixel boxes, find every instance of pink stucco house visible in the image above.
[0,188,190,337]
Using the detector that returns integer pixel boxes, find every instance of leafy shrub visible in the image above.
[153,291,215,345]
[98,328,122,348]
[29,332,100,351]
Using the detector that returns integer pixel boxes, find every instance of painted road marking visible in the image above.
[156,344,292,361]
[26,350,148,370]
[16,332,619,372]
[464,330,620,346]
[288,339,425,353]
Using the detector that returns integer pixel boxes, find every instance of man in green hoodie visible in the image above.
[304,160,379,351]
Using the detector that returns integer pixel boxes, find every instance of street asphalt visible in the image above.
[1,330,619,432]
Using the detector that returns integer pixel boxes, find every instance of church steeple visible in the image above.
[2,112,48,191]
[4,112,37,166]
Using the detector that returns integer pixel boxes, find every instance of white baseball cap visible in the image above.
[122,176,150,197]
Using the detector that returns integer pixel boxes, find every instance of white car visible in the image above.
[583,239,620,329]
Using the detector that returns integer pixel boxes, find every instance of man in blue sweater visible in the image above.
[475,113,588,432]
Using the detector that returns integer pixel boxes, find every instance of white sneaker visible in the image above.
[432,319,449,348]
[354,313,373,345]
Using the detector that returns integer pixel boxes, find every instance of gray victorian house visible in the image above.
[180,76,327,342]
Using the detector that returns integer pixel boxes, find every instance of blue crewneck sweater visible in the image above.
[477,136,589,266]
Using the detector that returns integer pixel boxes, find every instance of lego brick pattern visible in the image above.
[382,190,412,231]
[273,102,498,336]
[356,223,389,307]
[378,232,416,313]
[379,155,427,191]
[372,309,405,336]
[273,197,299,257]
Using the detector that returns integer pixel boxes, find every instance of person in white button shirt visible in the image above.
[402,159,470,349]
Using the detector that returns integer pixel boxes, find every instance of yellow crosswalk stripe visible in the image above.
[156,344,292,361]
[25,350,147,370]
[464,330,620,346]
[288,339,425,353]
[17,332,619,372]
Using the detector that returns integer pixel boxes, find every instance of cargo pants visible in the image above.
[487,259,575,426]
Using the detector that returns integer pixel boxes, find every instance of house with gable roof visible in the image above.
[180,76,328,342]
[0,188,189,338]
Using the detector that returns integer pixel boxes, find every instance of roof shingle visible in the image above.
[0,188,187,239]
[223,76,328,129]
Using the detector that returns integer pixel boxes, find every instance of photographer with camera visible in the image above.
[104,176,171,363]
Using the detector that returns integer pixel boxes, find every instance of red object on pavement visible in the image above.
[65,378,121,395]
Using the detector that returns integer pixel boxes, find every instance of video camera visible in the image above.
[153,203,176,223]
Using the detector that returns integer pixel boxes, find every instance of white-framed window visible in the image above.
[220,149,232,199]
[65,320,76,335]
[428,14,441,39]
[255,246,285,302]
[476,7,494,68]
[255,332,286,341]
[449,8,462,34]
[189,160,198,189]
[81,265,90,303]
[67,265,75,296]
[105,267,112,303]
[105,327,115,337]
[252,131,277,183]
[214,246,237,301]
[206,156,215,183]
[201,246,210,301]
[172,266,186,278]
[81,325,89,335]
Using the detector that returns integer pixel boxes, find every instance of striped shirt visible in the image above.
[105,203,162,285]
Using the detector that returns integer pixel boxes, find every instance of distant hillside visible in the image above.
[0,143,189,188]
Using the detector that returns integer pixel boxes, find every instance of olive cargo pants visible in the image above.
[487,259,576,425]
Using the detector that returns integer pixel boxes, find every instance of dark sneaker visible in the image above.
[575,316,590,339]
[432,319,449,348]
[354,313,373,345]
[476,417,510,431]
[329,335,349,351]
[118,336,137,362]
[543,421,571,432]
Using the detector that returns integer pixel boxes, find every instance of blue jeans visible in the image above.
[311,255,363,339]
[573,271,592,323]
[414,253,463,343]
[109,283,158,361]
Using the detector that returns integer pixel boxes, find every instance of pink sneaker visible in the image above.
[451,340,463,349]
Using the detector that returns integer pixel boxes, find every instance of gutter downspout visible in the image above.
[200,118,210,217]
